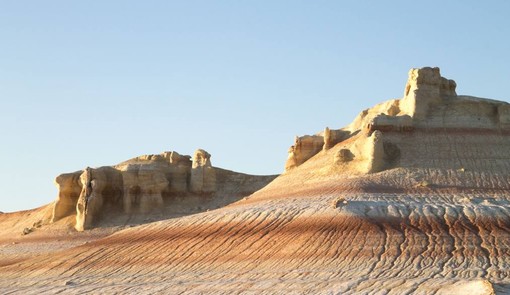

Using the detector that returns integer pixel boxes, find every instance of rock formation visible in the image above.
[285,135,324,170]
[285,66,510,175]
[3,67,510,294]
[51,149,276,231]
[285,129,349,170]
[189,149,216,193]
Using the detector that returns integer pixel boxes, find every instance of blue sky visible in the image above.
[1,1,509,212]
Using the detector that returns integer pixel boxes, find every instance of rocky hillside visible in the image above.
[0,67,509,294]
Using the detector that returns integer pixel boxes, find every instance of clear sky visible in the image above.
[1,1,509,212]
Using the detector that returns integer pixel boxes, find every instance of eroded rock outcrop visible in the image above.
[52,149,276,231]
[400,66,457,119]
[52,171,83,222]
[75,167,123,231]
[285,66,510,174]
[285,129,349,170]
[4,66,510,295]
[190,149,216,193]
[285,135,324,170]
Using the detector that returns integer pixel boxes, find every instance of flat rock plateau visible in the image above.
[1,67,510,294]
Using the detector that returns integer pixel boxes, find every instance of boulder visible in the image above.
[334,149,354,164]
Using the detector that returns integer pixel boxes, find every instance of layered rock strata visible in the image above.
[52,149,276,231]
[2,67,510,294]
[285,66,510,175]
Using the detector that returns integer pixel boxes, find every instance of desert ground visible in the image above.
[0,164,507,294]
[1,67,509,294]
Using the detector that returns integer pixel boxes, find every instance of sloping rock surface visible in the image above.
[0,67,509,294]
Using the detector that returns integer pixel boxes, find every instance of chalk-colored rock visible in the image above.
[285,135,324,170]
[436,279,495,295]
[284,66,510,174]
[190,149,216,193]
[52,171,83,222]
[365,130,385,173]
[400,67,456,119]
[122,164,167,215]
[51,149,275,231]
[75,166,123,231]
[334,149,353,164]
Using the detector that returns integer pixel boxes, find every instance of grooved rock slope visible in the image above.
[1,67,509,294]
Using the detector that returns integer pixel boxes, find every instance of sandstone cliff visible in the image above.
[285,66,510,176]
[51,149,276,231]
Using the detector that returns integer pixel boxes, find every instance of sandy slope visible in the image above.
[2,77,510,293]
[0,160,508,294]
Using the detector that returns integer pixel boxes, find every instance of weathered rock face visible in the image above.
[121,165,167,215]
[285,135,324,170]
[285,66,510,174]
[400,67,457,119]
[52,171,83,222]
[52,149,276,231]
[285,128,349,170]
[190,149,216,193]
[365,130,385,173]
[75,167,123,231]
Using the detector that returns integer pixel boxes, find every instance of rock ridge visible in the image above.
[285,66,510,175]
[52,149,276,231]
